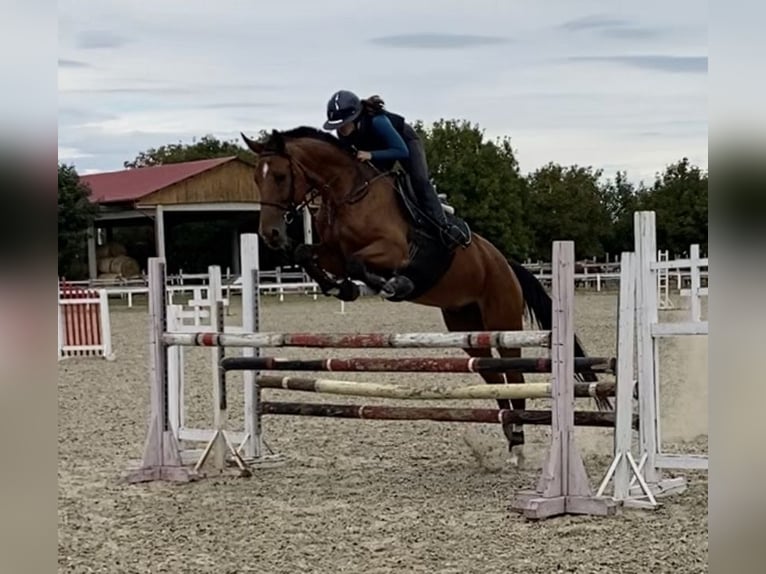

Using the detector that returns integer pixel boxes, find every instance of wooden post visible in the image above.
[231,229,241,275]
[166,305,183,436]
[302,206,313,245]
[124,258,194,483]
[97,290,114,360]
[87,223,98,281]
[635,211,661,484]
[509,241,617,519]
[633,211,690,496]
[690,244,701,322]
[155,205,166,260]
[596,252,657,508]
[240,234,262,461]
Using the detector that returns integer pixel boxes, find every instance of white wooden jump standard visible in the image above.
[124,258,193,483]
[508,241,616,519]
[596,251,659,508]
[633,210,706,494]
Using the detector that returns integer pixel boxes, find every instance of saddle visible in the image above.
[379,168,472,301]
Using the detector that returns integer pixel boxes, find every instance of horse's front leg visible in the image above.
[346,240,414,300]
[293,243,360,302]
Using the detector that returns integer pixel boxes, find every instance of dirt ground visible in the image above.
[58,291,708,573]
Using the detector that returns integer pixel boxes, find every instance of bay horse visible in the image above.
[240,126,608,463]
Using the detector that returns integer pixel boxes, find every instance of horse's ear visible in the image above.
[240,132,265,154]
[270,130,286,154]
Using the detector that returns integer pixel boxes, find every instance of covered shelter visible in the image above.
[80,156,313,280]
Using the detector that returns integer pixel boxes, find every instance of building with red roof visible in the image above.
[79,156,313,279]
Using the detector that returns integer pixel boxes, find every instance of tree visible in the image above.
[598,171,648,256]
[639,158,708,254]
[58,164,97,279]
[414,119,531,259]
[525,163,612,260]
[123,134,255,168]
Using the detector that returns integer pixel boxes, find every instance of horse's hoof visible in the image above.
[509,446,525,468]
[338,280,360,302]
[381,276,414,300]
[380,287,394,299]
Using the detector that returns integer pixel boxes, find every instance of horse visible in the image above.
[240,126,608,464]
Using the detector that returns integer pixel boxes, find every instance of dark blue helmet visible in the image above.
[323,90,362,130]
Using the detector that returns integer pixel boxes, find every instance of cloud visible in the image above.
[560,15,630,31]
[560,14,662,40]
[61,87,195,95]
[569,55,707,73]
[56,0,707,180]
[200,102,279,110]
[369,33,510,49]
[58,59,90,68]
[600,27,662,40]
[59,82,288,96]
[58,147,94,161]
[76,29,129,49]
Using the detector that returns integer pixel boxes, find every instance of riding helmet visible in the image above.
[323,90,362,130]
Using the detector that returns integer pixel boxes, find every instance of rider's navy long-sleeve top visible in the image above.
[367,114,409,162]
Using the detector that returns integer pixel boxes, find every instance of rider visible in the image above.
[322,89,470,248]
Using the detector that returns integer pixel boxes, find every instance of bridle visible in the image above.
[256,151,331,224]
[257,147,395,224]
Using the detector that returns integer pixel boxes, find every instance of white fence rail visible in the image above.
[60,254,708,307]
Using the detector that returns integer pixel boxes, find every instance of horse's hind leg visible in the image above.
[441,304,523,462]
[475,289,528,465]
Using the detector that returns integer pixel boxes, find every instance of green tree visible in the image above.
[525,163,611,260]
[639,158,708,254]
[58,164,97,279]
[124,134,254,168]
[598,171,648,256]
[414,119,531,259]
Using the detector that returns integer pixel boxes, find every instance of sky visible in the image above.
[58,0,707,184]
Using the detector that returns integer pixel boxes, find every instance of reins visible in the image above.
[258,144,395,224]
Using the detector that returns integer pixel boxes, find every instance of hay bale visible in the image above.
[96,242,128,258]
[97,255,141,277]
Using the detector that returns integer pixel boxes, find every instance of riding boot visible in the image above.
[417,188,470,248]
[403,129,471,249]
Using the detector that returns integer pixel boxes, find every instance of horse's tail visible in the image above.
[507,259,612,410]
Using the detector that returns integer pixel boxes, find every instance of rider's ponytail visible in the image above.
[361,95,386,115]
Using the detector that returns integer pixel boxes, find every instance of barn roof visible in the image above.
[81,156,240,204]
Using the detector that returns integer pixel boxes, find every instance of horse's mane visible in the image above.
[262,125,381,177]
[266,126,350,154]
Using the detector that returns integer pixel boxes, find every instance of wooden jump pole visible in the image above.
[251,374,616,401]
[163,330,552,349]
[261,402,638,429]
[222,356,616,374]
